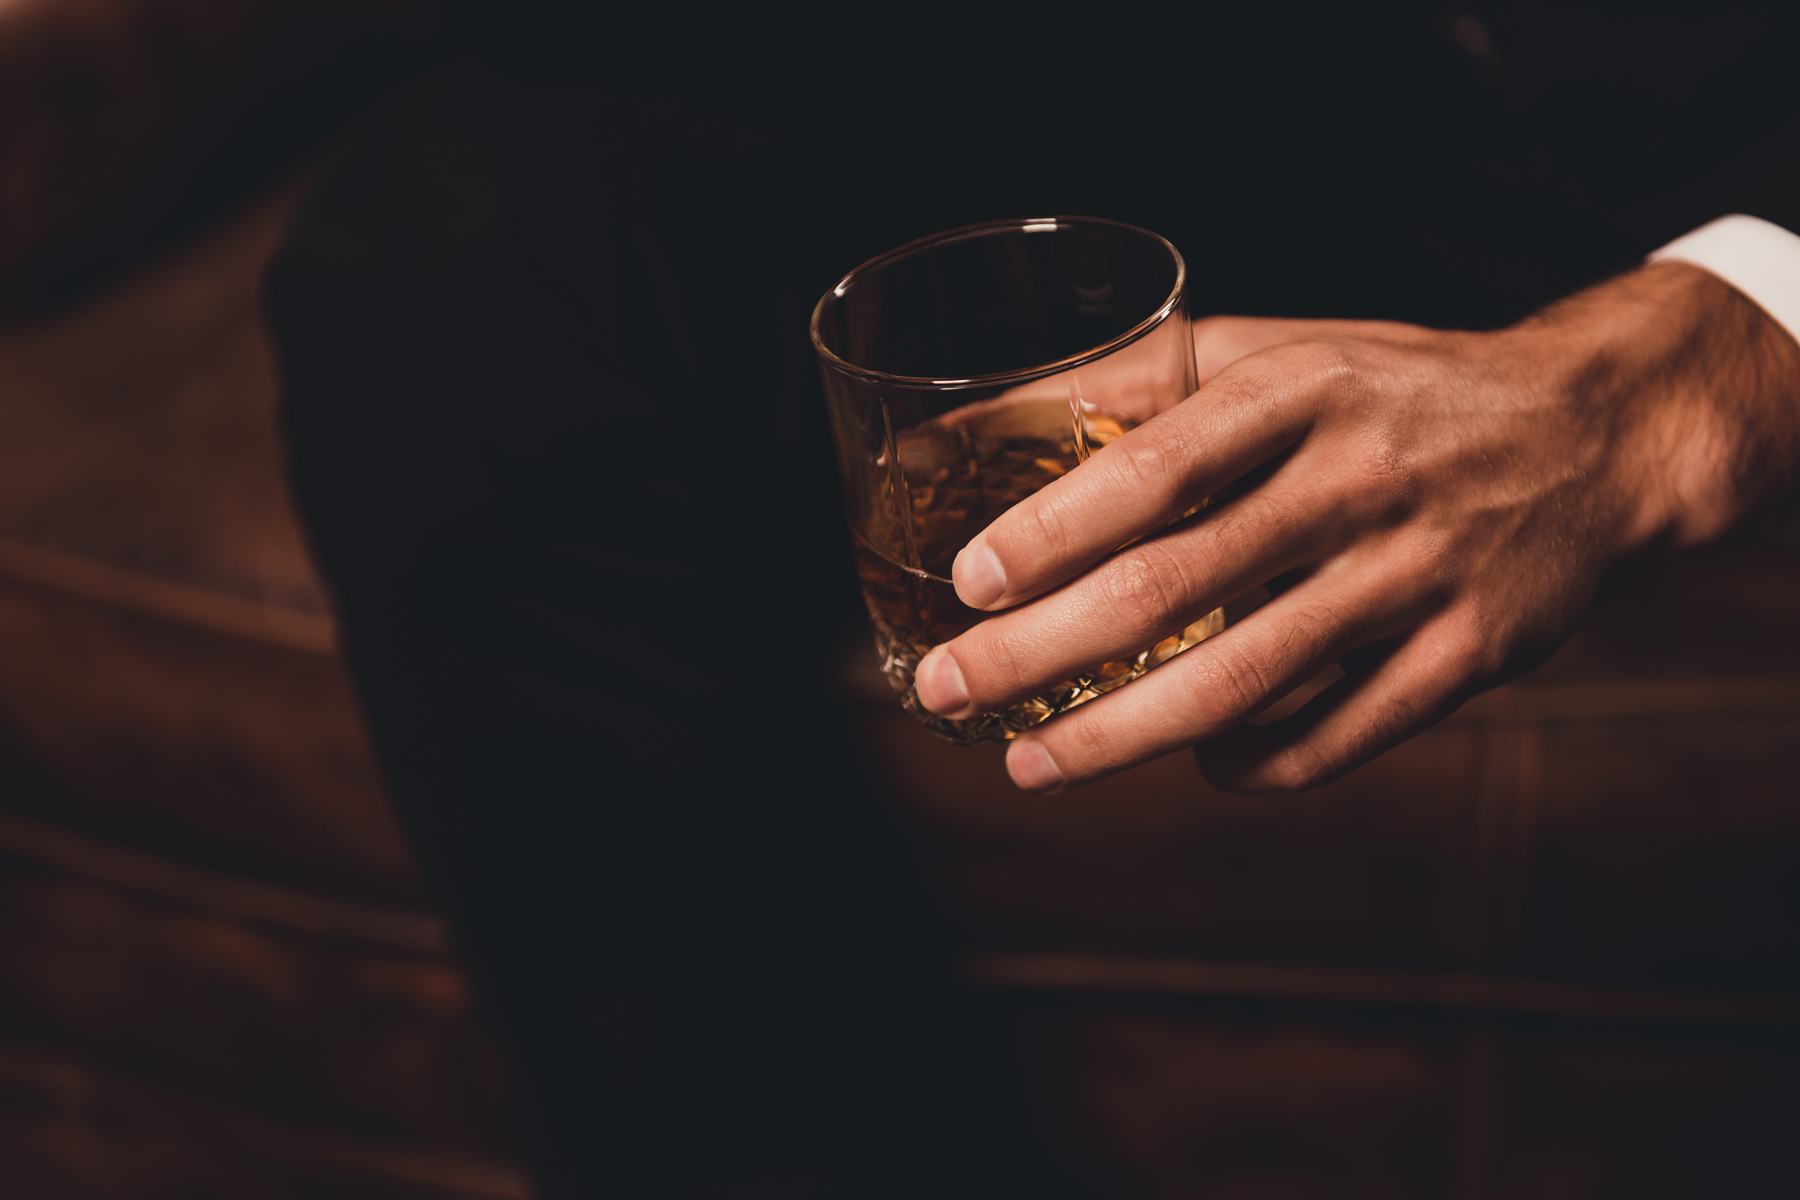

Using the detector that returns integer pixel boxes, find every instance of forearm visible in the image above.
[1516,261,1800,554]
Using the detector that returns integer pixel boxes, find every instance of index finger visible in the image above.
[951,342,1347,611]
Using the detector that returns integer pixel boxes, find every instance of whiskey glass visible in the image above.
[812,216,1218,744]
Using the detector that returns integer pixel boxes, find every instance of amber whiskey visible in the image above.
[853,397,1222,744]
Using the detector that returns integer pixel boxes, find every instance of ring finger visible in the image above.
[1000,552,1428,791]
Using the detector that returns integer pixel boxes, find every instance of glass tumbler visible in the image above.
[812,216,1221,744]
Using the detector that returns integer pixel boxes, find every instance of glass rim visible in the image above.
[809,215,1188,391]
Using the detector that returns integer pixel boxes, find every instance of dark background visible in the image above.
[0,3,1798,1198]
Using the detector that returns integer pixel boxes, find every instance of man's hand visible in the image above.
[912,262,1800,792]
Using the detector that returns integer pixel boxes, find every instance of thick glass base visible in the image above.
[871,608,1226,745]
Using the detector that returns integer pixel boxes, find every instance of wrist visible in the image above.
[1523,261,1800,556]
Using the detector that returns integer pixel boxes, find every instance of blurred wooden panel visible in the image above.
[1522,715,1800,992]
[0,187,529,1197]
[0,580,414,906]
[0,186,417,907]
[971,954,1800,1028]
[1009,1002,1461,1199]
[1475,1023,1800,1199]
[1523,535,1800,684]
[855,531,1800,984]
[0,591,530,1196]
[4,126,1797,1198]
[0,849,504,1146]
[0,808,442,951]
[859,702,1483,968]
[0,1038,528,1200]
[1004,1002,1800,1200]
[851,517,1800,1195]
[0,184,325,614]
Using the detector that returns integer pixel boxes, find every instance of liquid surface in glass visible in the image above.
[854,396,1222,744]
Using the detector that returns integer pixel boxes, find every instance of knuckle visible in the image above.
[1442,616,1506,685]
[1279,338,1361,391]
[1284,597,1356,652]
[1188,640,1276,725]
[1280,341,1424,518]
[1344,425,1422,521]
[1215,488,1304,563]
[1374,683,1425,737]
[1098,542,1197,637]
[1011,492,1075,561]
[1201,368,1263,411]
[1101,427,1178,494]
[1262,738,1337,792]
[1402,527,1461,599]
[962,620,1036,697]
[1061,711,1116,764]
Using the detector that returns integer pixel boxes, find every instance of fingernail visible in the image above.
[914,645,970,716]
[1006,739,1066,793]
[953,540,1007,609]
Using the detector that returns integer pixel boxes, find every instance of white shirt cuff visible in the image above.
[1648,214,1800,347]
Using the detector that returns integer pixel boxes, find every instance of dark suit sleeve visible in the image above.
[1738,144,1800,237]
[264,68,1076,1200]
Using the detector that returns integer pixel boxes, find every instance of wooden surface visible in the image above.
[0,189,528,1199]
[1,180,1797,1196]
[849,530,1800,1196]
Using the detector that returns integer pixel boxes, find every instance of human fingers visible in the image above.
[994,556,1432,792]
[951,342,1349,614]
[1193,316,1439,384]
[1190,614,1486,793]
[1193,317,1334,384]
[916,441,1354,720]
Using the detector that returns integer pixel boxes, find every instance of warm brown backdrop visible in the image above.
[0,186,1796,1198]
